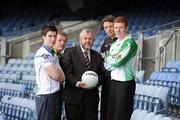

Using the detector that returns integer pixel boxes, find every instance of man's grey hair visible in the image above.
[79,28,93,38]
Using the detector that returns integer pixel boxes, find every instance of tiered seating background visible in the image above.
[131,61,180,120]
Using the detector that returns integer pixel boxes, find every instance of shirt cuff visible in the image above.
[76,81,80,87]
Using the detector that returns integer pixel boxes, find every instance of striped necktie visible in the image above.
[84,51,90,68]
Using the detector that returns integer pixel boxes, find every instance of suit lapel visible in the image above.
[90,50,96,70]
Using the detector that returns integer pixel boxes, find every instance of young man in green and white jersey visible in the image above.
[105,16,138,120]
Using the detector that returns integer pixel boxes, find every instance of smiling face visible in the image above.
[43,31,57,49]
[114,22,128,39]
[114,16,129,40]
[54,34,68,51]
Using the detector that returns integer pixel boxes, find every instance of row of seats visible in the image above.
[0,73,20,83]
[1,8,180,39]
[0,73,36,98]
[133,61,180,119]
[131,109,172,120]
[0,10,57,38]
[150,72,180,82]
[0,65,35,75]
[135,84,170,108]
[166,61,180,72]
[8,59,34,66]
[0,53,36,99]
[145,79,180,116]
[0,58,37,118]
[0,83,26,98]
[0,95,36,120]
[134,94,163,113]
[92,30,107,52]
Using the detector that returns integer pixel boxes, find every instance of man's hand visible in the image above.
[78,82,94,89]
[78,82,86,88]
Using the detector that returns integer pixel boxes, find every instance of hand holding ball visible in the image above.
[81,71,98,89]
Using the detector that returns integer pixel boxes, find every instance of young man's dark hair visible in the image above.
[101,15,115,26]
[41,25,57,36]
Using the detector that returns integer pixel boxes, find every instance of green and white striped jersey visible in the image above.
[104,35,138,81]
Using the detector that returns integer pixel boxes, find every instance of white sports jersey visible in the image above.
[34,45,61,95]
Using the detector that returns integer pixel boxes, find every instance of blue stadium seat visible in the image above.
[144,112,156,120]
[150,72,160,80]
[152,114,164,120]
[135,110,148,120]
[162,117,172,120]
[176,74,180,82]
[166,73,178,82]
[131,109,142,120]
[0,95,36,120]
[166,61,176,68]
[175,61,180,72]
[158,73,168,81]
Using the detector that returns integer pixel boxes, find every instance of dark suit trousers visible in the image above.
[65,90,99,120]
[59,84,64,120]
[100,71,111,120]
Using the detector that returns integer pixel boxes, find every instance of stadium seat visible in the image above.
[0,95,36,120]
[152,114,164,120]
[144,112,156,120]
[150,72,160,80]
[130,109,142,120]
[135,110,148,120]
[135,70,145,83]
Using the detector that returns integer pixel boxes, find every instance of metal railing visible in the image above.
[137,20,180,72]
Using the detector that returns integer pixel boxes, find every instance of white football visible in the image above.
[81,71,98,88]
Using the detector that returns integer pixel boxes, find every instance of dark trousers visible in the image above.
[107,80,135,120]
[65,90,99,120]
[35,90,62,120]
[100,71,111,120]
[59,84,64,120]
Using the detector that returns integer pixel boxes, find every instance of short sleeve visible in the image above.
[41,54,54,68]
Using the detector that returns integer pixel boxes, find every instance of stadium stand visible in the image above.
[132,60,180,120]
[0,95,36,120]
[0,0,180,119]
[0,53,37,119]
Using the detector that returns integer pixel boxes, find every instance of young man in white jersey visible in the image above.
[34,25,65,120]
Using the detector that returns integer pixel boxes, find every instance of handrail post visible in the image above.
[0,37,7,65]
[155,31,162,72]
[172,30,177,61]
[137,32,144,71]
[163,46,166,68]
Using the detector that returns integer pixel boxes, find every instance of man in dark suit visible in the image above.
[61,28,104,120]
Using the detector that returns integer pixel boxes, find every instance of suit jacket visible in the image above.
[61,45,104,104]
